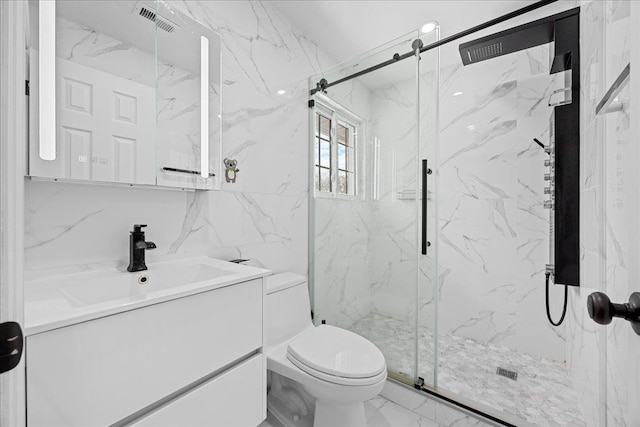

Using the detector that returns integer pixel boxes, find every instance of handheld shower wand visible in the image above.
[534,137,568,326]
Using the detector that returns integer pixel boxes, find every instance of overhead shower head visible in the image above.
[459,17,554,65]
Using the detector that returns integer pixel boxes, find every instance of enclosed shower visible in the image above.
[309,4,587,426]
[309,29,439,387]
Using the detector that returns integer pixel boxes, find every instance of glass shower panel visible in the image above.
[434,37,585,425]
[310,31,438,386]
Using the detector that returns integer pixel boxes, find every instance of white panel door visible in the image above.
[29,50,156,185]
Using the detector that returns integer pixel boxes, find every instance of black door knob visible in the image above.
[587,291,640,336]
[587,292,615,324]
[0,321,23,374]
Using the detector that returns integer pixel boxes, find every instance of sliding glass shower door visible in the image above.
[309,30,439,386]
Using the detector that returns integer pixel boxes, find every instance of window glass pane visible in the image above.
[315,167,320,191]
[319,115,331,140]
[320,141,331,168]
[338,144,346,170]
[314,138,320,166]
[320,168,331,192]
[315,114,320,137]
[338,171,347,194]
[337,124,347,144]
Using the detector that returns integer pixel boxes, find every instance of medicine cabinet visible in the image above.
[28,0,222,190]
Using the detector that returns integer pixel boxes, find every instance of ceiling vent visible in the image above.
[133,2,180,33]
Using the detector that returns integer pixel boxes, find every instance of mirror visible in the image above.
[28,0,222,190]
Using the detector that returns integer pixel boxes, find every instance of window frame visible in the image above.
[312,96,363,200]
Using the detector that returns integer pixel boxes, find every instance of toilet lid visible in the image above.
[286,325,386,380]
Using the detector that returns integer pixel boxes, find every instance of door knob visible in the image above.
[587,291,640,336]
[0,321,23,374]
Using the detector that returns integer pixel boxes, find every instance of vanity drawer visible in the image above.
[131,353,264,427]
[27,279,263,427]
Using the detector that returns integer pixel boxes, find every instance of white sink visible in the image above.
[60,262,235,307]
[24,256,271,336]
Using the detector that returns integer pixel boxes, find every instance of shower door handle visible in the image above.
[421,159,432,255]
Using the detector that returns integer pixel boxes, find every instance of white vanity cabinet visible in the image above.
[25,279,266,426]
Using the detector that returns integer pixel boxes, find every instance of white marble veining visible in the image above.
[25,1,640,426]
[601,2,639,427]
[566,2,640,427]
[259,390,492,427]
[25,0,334,275]
[437,45,566,363]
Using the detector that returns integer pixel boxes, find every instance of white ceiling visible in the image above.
[271,0,576,67]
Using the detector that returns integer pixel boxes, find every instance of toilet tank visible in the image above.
[265,273,313,348]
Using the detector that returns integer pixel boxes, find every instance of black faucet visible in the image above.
[127,224,156,272]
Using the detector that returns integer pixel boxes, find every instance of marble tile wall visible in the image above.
[437,44,566,362]
[601,3,640,426]
[24,0,337,275]
[563,2,607,425]
[564,1,640,426]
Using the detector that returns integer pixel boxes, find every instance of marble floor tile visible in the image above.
[259,396,443,427]
[368,398,441,427]
[350,312,586,427]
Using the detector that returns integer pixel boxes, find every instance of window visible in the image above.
[314,102,359,197]
[315,112,332,192]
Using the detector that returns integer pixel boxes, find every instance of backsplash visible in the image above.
[24,0,335,274]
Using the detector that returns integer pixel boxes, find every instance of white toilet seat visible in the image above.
[287,352,387,386]
[286,325,386,386]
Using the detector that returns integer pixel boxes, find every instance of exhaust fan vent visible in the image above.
[135,3,179,33]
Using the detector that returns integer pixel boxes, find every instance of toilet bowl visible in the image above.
[265,273,387,427]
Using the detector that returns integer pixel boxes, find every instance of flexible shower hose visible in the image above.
[545,272,568,326]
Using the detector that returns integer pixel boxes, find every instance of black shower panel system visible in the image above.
[459,8,581,288]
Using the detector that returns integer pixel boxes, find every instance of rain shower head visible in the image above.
[458,8,578,66]
[459,20,553,65]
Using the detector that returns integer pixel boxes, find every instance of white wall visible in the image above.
[24,1,336,276]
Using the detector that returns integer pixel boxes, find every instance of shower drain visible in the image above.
[496,367,518,381]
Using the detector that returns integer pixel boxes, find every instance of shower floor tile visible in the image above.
[350,312,586,427]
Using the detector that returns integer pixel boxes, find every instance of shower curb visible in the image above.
[381,379,534,427]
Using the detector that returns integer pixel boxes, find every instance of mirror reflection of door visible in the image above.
[28,0,221,190]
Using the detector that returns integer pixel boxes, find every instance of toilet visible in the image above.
[265,273,387,427]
